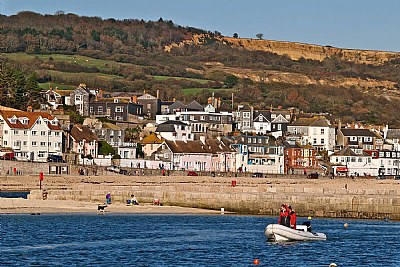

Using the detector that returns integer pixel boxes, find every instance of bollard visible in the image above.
[231,180,236,187]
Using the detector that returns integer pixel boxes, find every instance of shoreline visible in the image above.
[1,174,399,220]
[0,198,225,215]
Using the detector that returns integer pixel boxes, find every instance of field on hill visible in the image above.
[1,12,400,126]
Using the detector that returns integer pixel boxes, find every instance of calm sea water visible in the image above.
[1,214,399,266]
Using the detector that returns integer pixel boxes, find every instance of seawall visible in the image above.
[26,176,400,220]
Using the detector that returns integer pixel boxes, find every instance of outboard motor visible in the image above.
[302,221,312,232]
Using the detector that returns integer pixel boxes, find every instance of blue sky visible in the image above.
[1,0,399,52]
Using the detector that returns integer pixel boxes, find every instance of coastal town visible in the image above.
[0,83,399,179]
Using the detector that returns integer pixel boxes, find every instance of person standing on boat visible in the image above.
[278,204,290,227]
[288,206,297,229]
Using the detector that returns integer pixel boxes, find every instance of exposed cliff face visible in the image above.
[165,34,400,66]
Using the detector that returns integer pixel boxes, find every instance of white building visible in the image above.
[287,116,335,151]
[0,110,63,162]
[155,121,194,142]
[330,147,375,176]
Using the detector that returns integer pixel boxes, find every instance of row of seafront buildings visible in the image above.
[1,84,399,177]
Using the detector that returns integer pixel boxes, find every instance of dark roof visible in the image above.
[331,147,370,157]
[340,129,377,137]
[386,129,400,139]
[291,116,330,127]
[169,101,186,111]
[71,125,98,142]
[186,100,203,111]
[155,120,188,132]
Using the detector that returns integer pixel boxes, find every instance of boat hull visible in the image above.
[265,224,326,242]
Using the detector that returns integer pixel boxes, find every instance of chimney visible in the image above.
[132,95,138,104]
[156,90,160,99]
[27,106,33,112]
[173,97,176,102]
[270,104,273,112]
[338,119,342,130]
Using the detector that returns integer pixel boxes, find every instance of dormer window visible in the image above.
[23,119,29,124]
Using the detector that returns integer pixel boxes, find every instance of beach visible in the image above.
[1,174,399,218]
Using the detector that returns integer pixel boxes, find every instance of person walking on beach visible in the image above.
[106,192,111,204]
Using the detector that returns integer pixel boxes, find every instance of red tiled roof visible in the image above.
[0,110,62,130]
[70,124,98,142]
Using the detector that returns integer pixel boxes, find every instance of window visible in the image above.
[38,151,46,158]
[321,138,325,144]
[190,116,194,120]
[89,107,93,113]
[23,141,27,146]
[48,131,52,136]
[32,131,37,136]
[55,132,60,136]
[32,141,37,146]
[200,116,205,121]
[115,106,123,112]
[350,136,357,141]
[243,112,250,118]
[278,124,281,130]
[48,142,52,147]
[98,106,103,113]
[23,119,28,124]
[259,117,263,122]
[4,130,8,134]
[364,137,372,142]
[24,130,28,135]
[313,138,317,144]
[115,116,123,121]
[14,130,19,135]
[40,142,46,147]
[41,131,46,136]
[36,120,41,124]
[3,141,7,146]
[321,129,325,134]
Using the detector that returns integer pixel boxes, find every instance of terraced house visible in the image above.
[0,109,63,162]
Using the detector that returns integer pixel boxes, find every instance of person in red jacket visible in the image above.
[278,204,289,226]
[288,206,297,229]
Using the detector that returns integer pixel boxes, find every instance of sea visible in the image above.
[1,214,399,267]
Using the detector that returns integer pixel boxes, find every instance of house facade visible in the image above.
[231,135,285,174]
[287,116,335,151]
[0,110,63,162]
[330,147,375,176]
[89,99,143,121]
[284,140,317,172]
[155,121,194,142]
[70,84,92,116]
[70,124,99,158]
[337,128,381,150]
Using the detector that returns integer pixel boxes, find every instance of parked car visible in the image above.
[47,154,65,163]
[187,171,198,176]
[307,172,319,179]
[252,172,263,178]
[0,152,16,161]
[107,166,121,173]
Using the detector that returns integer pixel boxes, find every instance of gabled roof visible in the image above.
[253,111,270,122]
[271,114,289,123]
[164,140,211,154]
[156,120,188,132]
[141,133,164,144]
[0,110,61,130]
[291,116,330,127]
[340,128,377,137]
[186,100,203,111]
[137,93,157,100]
[169,100,186,111]
[103,122,121,131]
[331,147,370,157]
[70,125,98,142]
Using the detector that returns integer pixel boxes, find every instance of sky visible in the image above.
[1,0,399,52]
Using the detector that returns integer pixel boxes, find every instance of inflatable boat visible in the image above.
[265,223,327,242]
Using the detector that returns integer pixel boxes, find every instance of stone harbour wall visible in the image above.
[29,183,400,220]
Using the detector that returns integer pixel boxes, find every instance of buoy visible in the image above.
[253,258,259,265]
[329,263,337,267]
[344,223,348,228]
[307,216,312,220]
